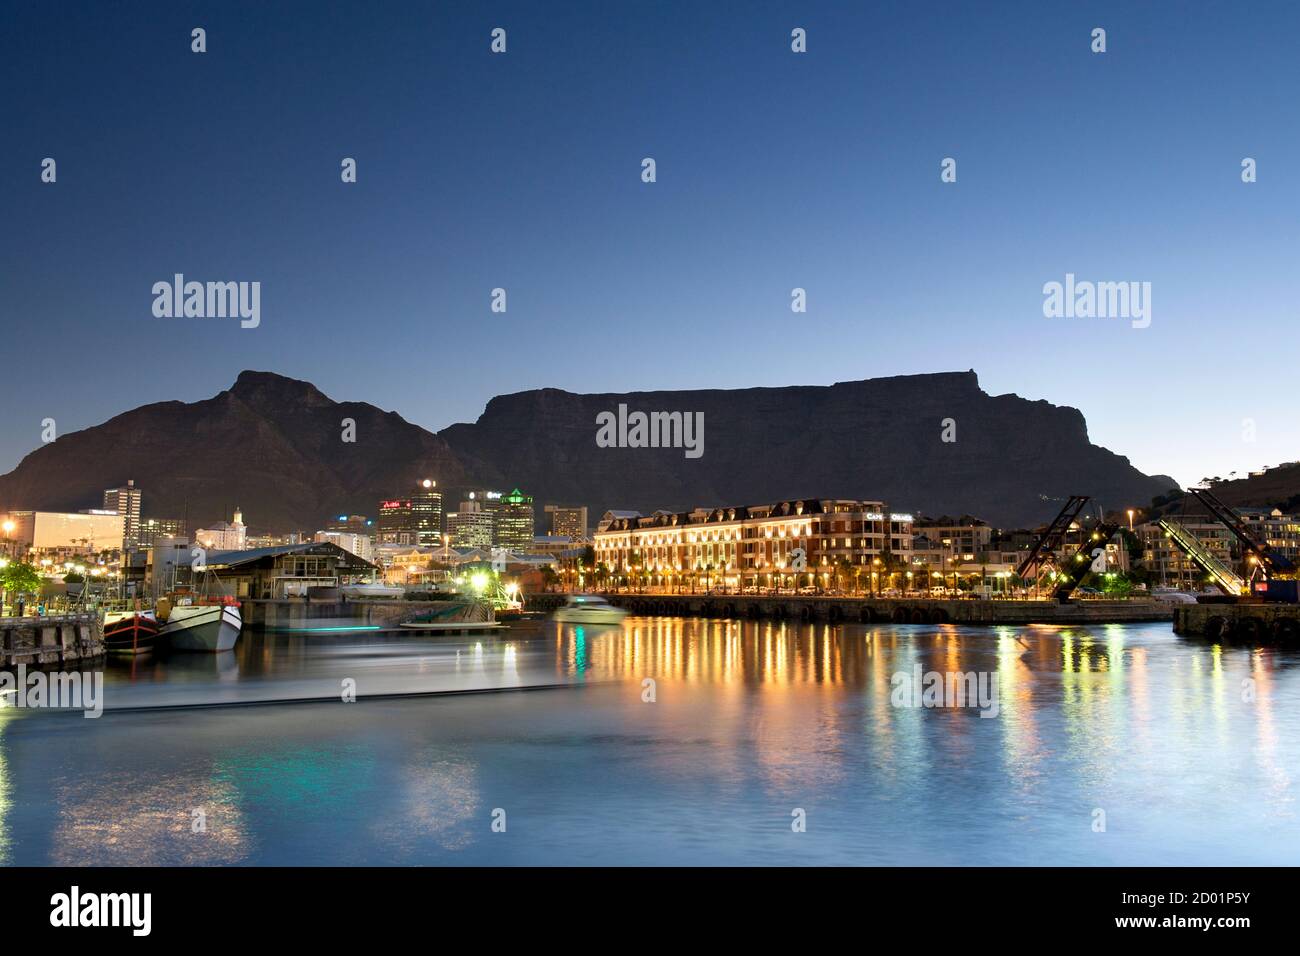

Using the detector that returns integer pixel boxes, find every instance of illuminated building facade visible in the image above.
[136,517,187,548]
[595,498,914,588]
[378,480,443,546]
[313,530,374,562]
[446,504,495,549]
[102,479,142,549]
[545,505,588,542]
[495,488,535,550]
[0,510,127,558]
[195,509,247,552]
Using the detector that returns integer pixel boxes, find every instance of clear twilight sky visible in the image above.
[2,1,1296,487]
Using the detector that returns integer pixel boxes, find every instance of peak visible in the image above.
[233,370,310,390]
[229,370,331,405]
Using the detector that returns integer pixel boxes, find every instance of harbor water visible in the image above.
[0,617,1297,865]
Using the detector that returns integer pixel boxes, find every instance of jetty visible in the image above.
[1,612,104,667]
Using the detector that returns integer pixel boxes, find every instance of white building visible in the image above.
[195,508,247,552]
[596,498,913,589]
[314,530,373,562]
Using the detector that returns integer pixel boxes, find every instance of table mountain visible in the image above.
[0,369,1175,531]
[440,370,1176,529]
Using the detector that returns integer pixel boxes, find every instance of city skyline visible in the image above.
[5,2,1300,487]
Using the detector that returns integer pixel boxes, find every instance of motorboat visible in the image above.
[552,594,628,624]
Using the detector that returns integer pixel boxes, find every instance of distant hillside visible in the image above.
[1204,464,1300,512]
[0,369,1177,531]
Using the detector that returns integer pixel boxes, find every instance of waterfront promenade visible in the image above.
[529,592,1173,625]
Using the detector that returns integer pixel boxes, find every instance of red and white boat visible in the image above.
[103,608,161,656]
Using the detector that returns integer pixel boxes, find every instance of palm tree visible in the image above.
[834,558,853,594]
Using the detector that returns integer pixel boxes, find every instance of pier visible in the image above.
[528,592,1174,626]
[0,612,104,667]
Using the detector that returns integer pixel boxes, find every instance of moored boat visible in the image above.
[102,610,161,656]
[339,581,405,599]
[552,594,628,624]
[157,597,242,652]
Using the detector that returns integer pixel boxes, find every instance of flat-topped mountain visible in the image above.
[440,370,1176,527]
[0,369,1176,530]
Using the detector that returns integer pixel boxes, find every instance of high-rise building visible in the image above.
[446,503,495,549]
[411,479,443,546]
[327,514,373,535]
[378,499,416,545]
[545,504,588,542]
[496,488,535,551]
[103,479,142,549]
[137,517,187,548]
[379,480,442,546]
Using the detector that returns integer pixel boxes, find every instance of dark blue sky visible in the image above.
[3,1,1297,486]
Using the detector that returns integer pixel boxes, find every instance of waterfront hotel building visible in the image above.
[595,498,914,588]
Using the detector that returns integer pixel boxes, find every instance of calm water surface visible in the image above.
[1,617,1296,865]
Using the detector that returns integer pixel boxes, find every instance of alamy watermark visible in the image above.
[152,274,260,329]
[1042,273,1150,329]
[595,404,704,459]
[50,886,150,936]
[0,665,103,718]
[890,665,999,718]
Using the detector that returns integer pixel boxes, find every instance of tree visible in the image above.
[1,561,43,612]
[835,558,854,593]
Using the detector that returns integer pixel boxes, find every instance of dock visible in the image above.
[1,612,104,667]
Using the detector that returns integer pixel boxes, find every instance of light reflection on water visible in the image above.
[1,617,1297,865]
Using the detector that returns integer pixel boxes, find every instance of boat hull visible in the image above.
[553,607,628,625]
[103,612,160,656]
[160,605,242,653]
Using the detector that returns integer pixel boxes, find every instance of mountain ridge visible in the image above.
[0,369,1177,531]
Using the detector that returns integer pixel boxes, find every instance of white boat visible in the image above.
[552,594,628,624]
[1150,587,1200,605]
[158,602,242,652]
[340,581,405,599]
